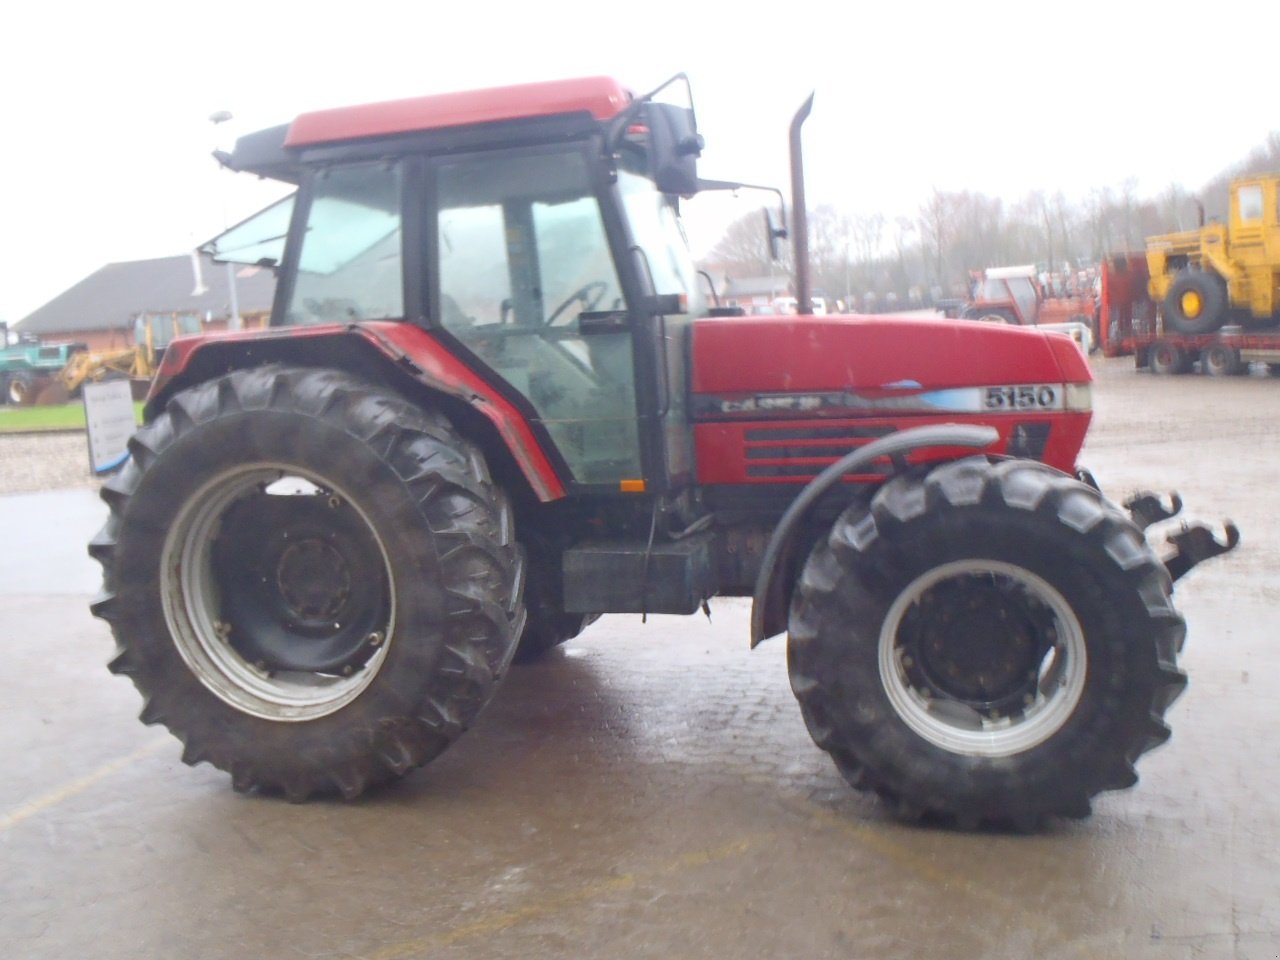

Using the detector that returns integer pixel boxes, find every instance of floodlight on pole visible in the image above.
[210,110,242,330]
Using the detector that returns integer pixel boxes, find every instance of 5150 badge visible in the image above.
[983,384,1063,411]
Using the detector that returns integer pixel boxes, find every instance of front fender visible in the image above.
[749,423,999,648]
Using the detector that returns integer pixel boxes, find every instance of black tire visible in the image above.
[1149,340,1190,375]
[1201,343,1242,377]
[7,371,35,405]
[89,365,525,800]
[512,533,597,663]
[787,457,1186,829]
[1163,270,1225,335]
[514,605,597,663]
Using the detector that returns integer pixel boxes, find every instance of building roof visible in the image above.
[17,253,276,336]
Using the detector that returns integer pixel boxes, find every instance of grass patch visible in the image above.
[0,402,144,433]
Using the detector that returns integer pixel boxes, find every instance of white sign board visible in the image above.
[83,380,138,475]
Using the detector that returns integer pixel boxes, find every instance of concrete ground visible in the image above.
[2,357,1278,960]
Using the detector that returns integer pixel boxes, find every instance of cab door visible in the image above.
[430,144,645,488]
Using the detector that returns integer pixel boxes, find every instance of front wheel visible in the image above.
[788,458,1186,829]
[1164,270,1225,335]
[7,371,35,405]
[90,366,525,800]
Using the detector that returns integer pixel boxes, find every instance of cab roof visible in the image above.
[285,76,632,147]
[224,76,633,183]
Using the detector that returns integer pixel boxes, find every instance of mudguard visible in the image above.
[148,321,567,501]
[749,423,999,647]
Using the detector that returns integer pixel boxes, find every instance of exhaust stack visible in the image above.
[789,93,815,315]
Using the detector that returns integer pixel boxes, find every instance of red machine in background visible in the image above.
[961,265,1097,353]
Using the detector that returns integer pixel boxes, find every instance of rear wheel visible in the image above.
[788,458,1185,829]
[90,365,525,800]
[1164,270,1225,335]
[1201,343,1242,377]
[1149,340,1190,375]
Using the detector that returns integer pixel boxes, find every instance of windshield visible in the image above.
[285,162,405,325]
[617,169,705,316]
[202,194,296,267]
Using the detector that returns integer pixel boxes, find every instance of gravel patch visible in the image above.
[0,433,104,497]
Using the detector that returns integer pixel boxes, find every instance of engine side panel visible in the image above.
[691,315,1091,483]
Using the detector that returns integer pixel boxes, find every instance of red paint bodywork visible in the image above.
[690,314,1092,484]
[151,322,566,501]
[285,77,631,148]
[153,313,1090,500]
[1099,253,1155,357]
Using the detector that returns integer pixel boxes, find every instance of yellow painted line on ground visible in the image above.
[0,739,167,833]
[363,835,764,960]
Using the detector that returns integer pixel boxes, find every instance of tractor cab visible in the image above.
[203,76,708,490]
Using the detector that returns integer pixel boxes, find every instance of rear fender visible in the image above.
[749,424,998,648]
[148,321,566,501]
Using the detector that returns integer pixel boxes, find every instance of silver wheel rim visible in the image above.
[160,464,395,722]
[878,559,1087,758]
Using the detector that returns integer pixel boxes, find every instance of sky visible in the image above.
[2,0,1275,324]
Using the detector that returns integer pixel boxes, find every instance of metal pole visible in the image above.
[210,111,241,331]
[225,261,241,330]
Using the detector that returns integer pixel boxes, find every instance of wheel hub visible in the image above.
[904,576,1049,712]
[878,559,1088,758]
[276,538,352,623]
[209,485,389,675]
[1181,289,1203,318]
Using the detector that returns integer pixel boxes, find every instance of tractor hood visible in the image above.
[690,313,1090,403]
[688,313,1093,483]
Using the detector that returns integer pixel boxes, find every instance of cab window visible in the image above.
[1237,184,1264,223]
[286,163,404,325]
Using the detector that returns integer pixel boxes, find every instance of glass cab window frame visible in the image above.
[426,140,649,489]
[273,160,410,328]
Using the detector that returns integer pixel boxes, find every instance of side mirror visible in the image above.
[643,102,703,196]
[763,209,788,262]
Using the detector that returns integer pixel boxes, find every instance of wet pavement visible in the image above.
[2,358,1278,959]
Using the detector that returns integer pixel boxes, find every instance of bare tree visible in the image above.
[706,209,783,276]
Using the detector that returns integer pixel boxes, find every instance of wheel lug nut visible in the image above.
[367,631,384,648]
[328,496,341,509]
[341,665,355,676]
[214,621,231,638]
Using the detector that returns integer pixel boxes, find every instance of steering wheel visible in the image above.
[546,281,608,326]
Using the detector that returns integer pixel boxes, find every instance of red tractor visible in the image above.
[91,76,1236,828]
[961,266,1098,353]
